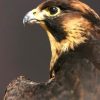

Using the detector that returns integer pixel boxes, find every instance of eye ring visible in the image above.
[48,6,59,15]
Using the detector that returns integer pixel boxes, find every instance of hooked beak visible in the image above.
[23,10,37,25]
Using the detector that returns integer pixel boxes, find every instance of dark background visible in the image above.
[0,0,100,99]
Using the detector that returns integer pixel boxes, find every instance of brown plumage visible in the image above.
[23,0,100,77]
[4,0,100,100]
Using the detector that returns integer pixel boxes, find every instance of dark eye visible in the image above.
[48,6,58,14]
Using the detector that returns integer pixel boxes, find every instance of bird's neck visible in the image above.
[47,31,88,76]
[47,31,61,71]
[47,29,100,77]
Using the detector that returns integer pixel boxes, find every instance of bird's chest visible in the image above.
[55,56,100,100]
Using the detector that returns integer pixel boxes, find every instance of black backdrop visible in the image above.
[0,0,100,99]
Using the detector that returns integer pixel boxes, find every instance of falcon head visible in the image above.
[23,0,100,74]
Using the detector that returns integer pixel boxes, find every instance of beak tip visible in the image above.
[23,19,26,25]
[23,16,28,25]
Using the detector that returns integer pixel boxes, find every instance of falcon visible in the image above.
[23,0,100,77]
[4,0,100,100]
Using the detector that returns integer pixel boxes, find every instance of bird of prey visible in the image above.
[23,0,100,78]
[4,0,100,100]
